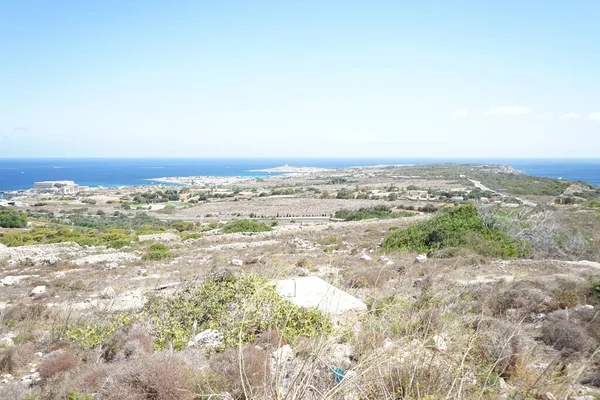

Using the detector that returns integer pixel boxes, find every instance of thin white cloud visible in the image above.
[484,106,534,116]
[452,108,468,117]
[558,113,582,119]
[588,112,600,122]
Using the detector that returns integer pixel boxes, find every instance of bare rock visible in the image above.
[230,259,243,266]
[188,329,223,348]
[330,343,353,369]
[54,271,66,280]
[1,275,34,286]
[316,266,339,277]
[276,277,367,315]
[138,233,181,242]
[21,371,41,387]
[72,252,140,266]
[100,287,117,299]
[30,285,47,297]
[431,335,447,351]
[541,393,557,400]
[360,253,372,261]
[415,254,428,263]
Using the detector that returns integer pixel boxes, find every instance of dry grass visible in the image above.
[98,353,196,400]
[100,325,153,362]
[38,351,80,380]
[209,345,272,399]
[2,303,47,324]
[0,342,35,374]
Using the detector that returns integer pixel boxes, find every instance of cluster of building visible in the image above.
[33,181,80,195]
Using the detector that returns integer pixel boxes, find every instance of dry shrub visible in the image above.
[434,246,488,265]
[351,329,387,358]
[541,312,597,352]
[64,364,113,395]
[39,351,80,380]
[346,267,395,289]
[488,280,550,318]
[98,353,196,400]
[0,382,28,400]
[573,307,600,342]
[470,318,523,379]
[2,303,47,324]
[547,279,587,311]
[209,345,271,399]
[46,341,73,353]
[100,325,153,362]
[254,330,287,351]
[358,347,460,399]
[0,342,35,373]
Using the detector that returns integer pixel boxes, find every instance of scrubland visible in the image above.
[1,164,600,399]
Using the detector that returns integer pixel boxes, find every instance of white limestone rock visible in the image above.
[230,259,243,266]
[30,286,47,297]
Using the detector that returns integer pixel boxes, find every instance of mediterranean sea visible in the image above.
[0,158,598,191]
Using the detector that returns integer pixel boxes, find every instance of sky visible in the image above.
[1,0,599,158]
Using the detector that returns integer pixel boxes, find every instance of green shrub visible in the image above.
[142,249,176,260]
[178,232,202,241]
[220,219,272,234]
[57,313,136,349]
[0,209,27,228]
[149,243,169,251]
[107,240,131,249]
[170,221,195,232]
[334,206,415,221]
[382,205,529,258]
[143,273,331,351]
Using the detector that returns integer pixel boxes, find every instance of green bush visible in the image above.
[0,209,27,228]
[382,205,529,258]
[220,219,272,234]
[178,232,202,241]
[149,243,169,251]
[142,249,176,260]
[170,221,195,232]
[334,206,415,221]
[0,226,136,248]
[143,273,331,351]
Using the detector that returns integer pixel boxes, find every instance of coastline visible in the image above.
[1,159,599,191]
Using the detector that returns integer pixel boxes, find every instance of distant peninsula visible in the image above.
[248,164,331,173]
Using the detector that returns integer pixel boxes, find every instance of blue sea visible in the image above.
[0,158,599,192]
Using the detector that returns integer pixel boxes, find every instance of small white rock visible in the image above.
[360,253,372,261]
[54,271,66,279]
[100,287,117,299]
[230,259,243,266]
[189,329,223,348]
[415,254,428,263]
[432,335,447,351]
[30,285,47,297]
[106,262,119,270]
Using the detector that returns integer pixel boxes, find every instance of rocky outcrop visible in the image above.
[72,252,140,266]
[138,233,181,242]
[0,242,81,267]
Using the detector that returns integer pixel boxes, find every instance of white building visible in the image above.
[33,181,80,195]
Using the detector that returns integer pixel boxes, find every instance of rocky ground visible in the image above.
[1,164,600,399]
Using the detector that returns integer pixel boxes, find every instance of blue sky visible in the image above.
[1,0,599,158]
